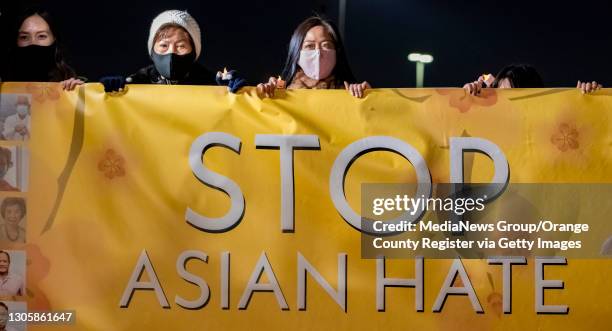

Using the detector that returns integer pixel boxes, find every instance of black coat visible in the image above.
[126,63,217,85]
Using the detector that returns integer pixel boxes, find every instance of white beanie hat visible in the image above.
[147,10,202,60]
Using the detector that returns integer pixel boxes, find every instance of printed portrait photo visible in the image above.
[0,146,28,193]
[0,198,26,244]
[0,95,32,142]
[0,250,26,299]
[0,301,27,331]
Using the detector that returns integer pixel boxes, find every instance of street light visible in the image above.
[339,0,347,39]
[408,53,434,87]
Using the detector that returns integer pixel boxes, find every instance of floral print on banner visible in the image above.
[98,149,126,179]
[550,123,579,152]
[436,88,498,113]
[25,83,61,103]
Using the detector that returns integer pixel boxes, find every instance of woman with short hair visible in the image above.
[0,198,26,243]
[101,10,246,93]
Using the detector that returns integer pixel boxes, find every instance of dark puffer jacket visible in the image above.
[126,63,217,85]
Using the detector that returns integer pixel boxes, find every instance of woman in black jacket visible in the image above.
[102,10,244,92]
[3,7,84,90]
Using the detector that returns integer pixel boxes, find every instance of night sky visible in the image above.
[1,0,610,87]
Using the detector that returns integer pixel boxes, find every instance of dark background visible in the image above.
[1,0,610,87]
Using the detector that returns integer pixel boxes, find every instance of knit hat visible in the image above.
[147,10,202,60]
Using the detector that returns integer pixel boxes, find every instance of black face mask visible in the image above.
[150,51,195,81]
[10,44,57,81]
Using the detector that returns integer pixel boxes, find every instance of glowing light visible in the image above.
[408,53,434,63]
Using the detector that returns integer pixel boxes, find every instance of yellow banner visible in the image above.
[0,83,611,330]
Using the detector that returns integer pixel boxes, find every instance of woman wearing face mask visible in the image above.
[464,63,602,95]
[3,7,84,91]
[2,96,31,141]
[257,16,370,98]
[101,10,246,93]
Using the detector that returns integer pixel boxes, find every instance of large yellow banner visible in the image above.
[0,83,610,330]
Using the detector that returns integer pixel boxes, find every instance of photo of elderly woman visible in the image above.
[0,198,25,244]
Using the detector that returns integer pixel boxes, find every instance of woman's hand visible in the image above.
[464,74,495,96]
[257,76,278,98]
[463,80,484,96]
[61,78,85,91]
[464,76,488,96]
[577,80,602,94]
[344,81,370,98]
[100,76,126,93]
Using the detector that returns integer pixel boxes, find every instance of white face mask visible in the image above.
[297,49,336,80]
[16,105,29,117]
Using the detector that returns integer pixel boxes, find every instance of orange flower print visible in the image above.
[98,149,126,179]
[550,123,579,152]
[437,88,497,113]
[25,83,61,102]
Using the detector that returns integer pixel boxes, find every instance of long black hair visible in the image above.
[6,6,76,81]
[281,16,356,85]
[492,64,543,88]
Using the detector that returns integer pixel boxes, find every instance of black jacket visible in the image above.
[126,63,217,85]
